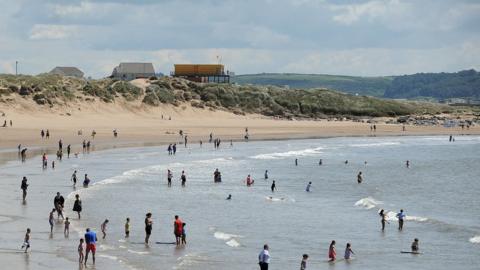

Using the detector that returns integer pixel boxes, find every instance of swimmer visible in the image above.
[319,159,322,165]
[344,243,355,259]
[306,182,312,192]
[226,194,232,200]
[357,171,363,184]
[411,238,419,253]
[264,170,269,180]
[271,181,276,192]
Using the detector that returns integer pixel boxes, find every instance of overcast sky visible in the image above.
[0,0,479,78]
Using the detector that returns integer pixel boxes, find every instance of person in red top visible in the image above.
[174,215,183,245]
[328,240,336,262]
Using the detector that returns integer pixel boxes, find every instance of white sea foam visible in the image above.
[226,239,241,247]
[194,157,234,164]
[469,235,480,244]
[265,196,287,202]
[354,197,382,209]
[350,142,401,147]
[99,244,116,251]
[127,249,149,255]
[385,211,428,222]
[99,254,119,260]
[214,231,242,240]
[251,147,323,160]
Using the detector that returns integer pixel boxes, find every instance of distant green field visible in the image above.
[232,73,393,97]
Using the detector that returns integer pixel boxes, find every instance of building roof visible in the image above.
[49,66,84,77]
[113,62,155,74]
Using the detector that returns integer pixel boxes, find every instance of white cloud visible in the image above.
[52,1,94,16]
[330,0,403,25]
[29,24,78,40]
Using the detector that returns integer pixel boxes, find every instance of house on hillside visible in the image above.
[49,66,84,78]
[111,63,155,81]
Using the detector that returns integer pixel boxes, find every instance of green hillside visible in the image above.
[232,73,392,97]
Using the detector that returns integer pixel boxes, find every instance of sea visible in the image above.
[0,135,479,269]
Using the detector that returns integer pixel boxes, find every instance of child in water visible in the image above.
[49,208,55,233]
[300,254,308,270]
[328,240,336,262]
[21,228,31,253]
[344,243,355,259]
[64,217,70,237]
[181,223,187,244]
[78,238,84,263]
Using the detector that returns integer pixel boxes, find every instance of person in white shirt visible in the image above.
[258,244,270,270]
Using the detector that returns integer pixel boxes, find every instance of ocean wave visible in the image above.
[265,196,288,202]
[194,157,234,164]
[469,235,480,244]
[354,197,382,209]
[385,211,428,222]
[226,239,241,247]
[214,231,242,240]
[128,249,150,255]
[350,142,401,147]
[251,147,323,160]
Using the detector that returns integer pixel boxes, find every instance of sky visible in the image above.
[0,0,479,78]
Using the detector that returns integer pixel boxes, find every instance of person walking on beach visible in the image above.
[41,129,45,139]
[306,181,312,192]
[167,169,173,187]
[101,219,109,239]
[21,176,28,202]
[58,139,63,151]
[64,217,70,237]
[328,240,336,262]
[411,238,419,253]
[344,243,355,260]
[258,244,270,270]
[54,192,65,219]
[357,171,363,184]
[396,209,406,231]
[67,144,71,158]
[73,194,82,219]
[46,129,50,139]
[125,218,130,238]
[21,228,31,253]
[379,209,389,231]
[49,208,55,233]
[173,144,177,155]
[174,215,184,245]
[145,213,153,245]
[84,228,97,266]
[271,181,276,192]
[168,144,172,155]
[78,238,85,264]
[181,170,186,187]
[184,135,188,147]
[300,254,309,270]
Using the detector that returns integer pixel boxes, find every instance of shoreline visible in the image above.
[1,128,479,166]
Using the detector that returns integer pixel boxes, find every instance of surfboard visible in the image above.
[401,251,422,254]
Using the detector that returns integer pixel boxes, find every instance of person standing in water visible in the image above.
[64,217,70,237]
[21,228,31,253]
[396,209,406,230]
[319,159,323,165]
[101,219,109,239]
[357,172,363,184]
[83,174,90,187]
[145,213,153,244]
[328,240,336,262]
[71,170,78,187]
[306,182,312,192]
[42,153,48,169]
[271,181,276,192]
[258,244,270,270]
[295,158,298,166]
[181,170,186,187]
[78,238,85,264]
[21,176,28,202]
[411,238,419,253]
[53,192,65,219]
[264,170,269,180]
[49,208,55,233]
[379,209,389,231]
[174,215,184,245]
[344,243,355,260]
[67,144,71,158]
[300,254,309,270]
[125,218,130,238]
[406,160,410,168]
[73,194,82,219]
[84,228,97,266]
[167,169,173,187]
[184,135,188,147]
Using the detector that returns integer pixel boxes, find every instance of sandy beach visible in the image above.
[1,99,478,157]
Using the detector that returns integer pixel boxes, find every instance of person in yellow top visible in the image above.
[125,218,130,238]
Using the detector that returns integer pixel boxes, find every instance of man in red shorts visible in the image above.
[84,228,98,266]
[174,215,184,245]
